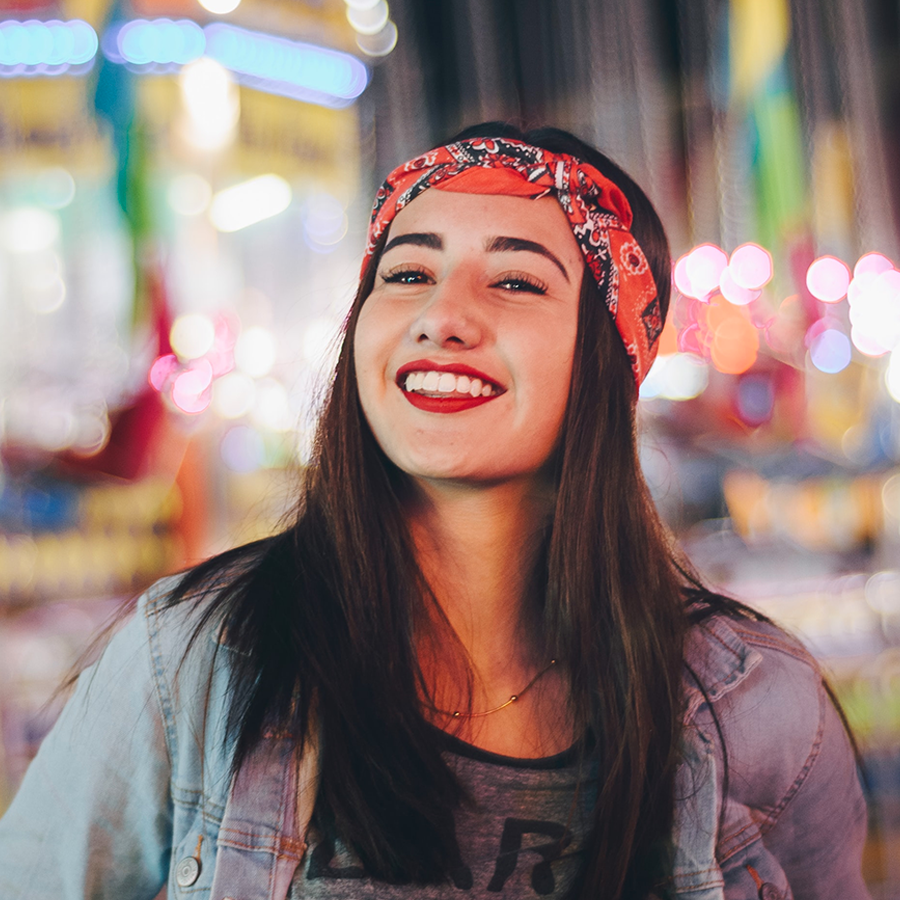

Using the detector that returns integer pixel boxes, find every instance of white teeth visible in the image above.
[437,372,456,393]
[401,370,500,398]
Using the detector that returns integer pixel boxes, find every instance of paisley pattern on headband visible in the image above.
[363,138,662,387]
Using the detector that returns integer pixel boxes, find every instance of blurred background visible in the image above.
[0,0,899,892]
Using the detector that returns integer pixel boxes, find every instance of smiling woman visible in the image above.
[0,125,870,900]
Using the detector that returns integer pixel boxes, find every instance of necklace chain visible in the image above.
[428,659,558,719]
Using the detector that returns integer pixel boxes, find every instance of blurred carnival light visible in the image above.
[806,255,851,303]
[684,244,727,298]
[212,371,255,419]
[204,23,368,106]
[35,168,76,209]
[0,19,98,75]
[854,252,894,279]
[170,313,216,360]
[885,351,900,404]
[809,328,852,374]
[728,243,773,290]
[209,175,291,232]
[303,193,348,252]
[639,353,708,401]
[848,266,900,357]
[198,0,242,14]
[167,172,212,216]
[0,208,60,253]
[172,358,214,414]
[344,0,397,57]
[234,326,276,378]
[179,56,239,151]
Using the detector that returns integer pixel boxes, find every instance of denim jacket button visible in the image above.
[758,884,782,900]
[175,855,201,887]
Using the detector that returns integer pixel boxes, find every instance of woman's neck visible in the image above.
[409,477,551,684]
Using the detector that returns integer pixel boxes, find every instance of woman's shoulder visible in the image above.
[682,607,844,807]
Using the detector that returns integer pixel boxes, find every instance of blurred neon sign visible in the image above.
[0,19,98,76]
[101,18,368,107]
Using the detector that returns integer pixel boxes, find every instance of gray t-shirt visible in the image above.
[290,734,597,899]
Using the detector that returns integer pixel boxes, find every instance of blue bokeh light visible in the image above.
[204,23,368,107]
[0,19,97,75]
[103,18,205,67]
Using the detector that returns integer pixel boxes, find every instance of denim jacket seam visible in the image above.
[757,677,827,834]
[730,629,811,663]
[144,589,178,772]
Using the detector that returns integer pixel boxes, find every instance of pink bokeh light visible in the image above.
[853,252,894,279]
[720,266,761,306]
[729,243,772,290]
[806,256,851,303]
[685,244,727,297]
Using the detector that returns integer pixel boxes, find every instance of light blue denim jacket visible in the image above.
[0,576,870,900]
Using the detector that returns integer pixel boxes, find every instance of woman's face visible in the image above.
[354,189,584,489]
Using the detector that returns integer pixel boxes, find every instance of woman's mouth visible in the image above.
[402,370,498,398]
[396,365,505,413]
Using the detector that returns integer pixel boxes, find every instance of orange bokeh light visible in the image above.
[704,296,759,374]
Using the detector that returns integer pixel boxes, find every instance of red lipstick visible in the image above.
[396,359,504,414]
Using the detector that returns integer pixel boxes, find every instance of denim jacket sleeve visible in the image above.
[0,576,306,900]
[673,615,870,900]
[0,577,178,899]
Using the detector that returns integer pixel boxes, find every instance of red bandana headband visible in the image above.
[362,137,663,386]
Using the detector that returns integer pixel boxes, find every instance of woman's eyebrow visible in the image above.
[383,232,443,254]
[485,236,570,282]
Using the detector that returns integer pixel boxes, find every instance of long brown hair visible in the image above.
[171,124,692,899]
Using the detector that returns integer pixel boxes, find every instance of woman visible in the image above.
[0,124,869,900]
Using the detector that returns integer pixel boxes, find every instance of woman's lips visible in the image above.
[396,360,505,413]
[402,392,496,413]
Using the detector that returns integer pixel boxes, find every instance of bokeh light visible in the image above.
[706,298,758,374]
[171,358,213,414]
[250,379,293,432]
[209,175,291,232]
[204,22,369,107]
[198,0,242,13]
[0,208,60,253]
[356,20,398,57]
[221,425,266,472]
[728,243,773,290]
[167,173,212,216]
[347,1,390,35]
[170,313,215,360]
[234,326,277,378]
[854,252,894,279]
[303,193,348,251]
[806,255,851,303]
[639,353,708,401]
[685,244,727,298]
[35,168,76,209]
[673,254,696,298]
[886,350,900,403]
[0,19,98,73]
[179,56,239,152]
[719,266,760,306]
[149,354,179,392]
[848,268,900,356]
[809,329,852,374]
[212,371,256,419]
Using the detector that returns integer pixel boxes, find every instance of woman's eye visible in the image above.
[492,274,547,294]
[381,267,432,285]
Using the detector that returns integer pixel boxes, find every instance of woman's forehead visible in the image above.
[384,190,582,260]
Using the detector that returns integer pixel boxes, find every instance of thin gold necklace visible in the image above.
[429,659,558,719]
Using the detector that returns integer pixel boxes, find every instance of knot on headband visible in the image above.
[362,137,663,387]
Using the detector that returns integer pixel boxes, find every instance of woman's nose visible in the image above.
[409,276,483,348]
